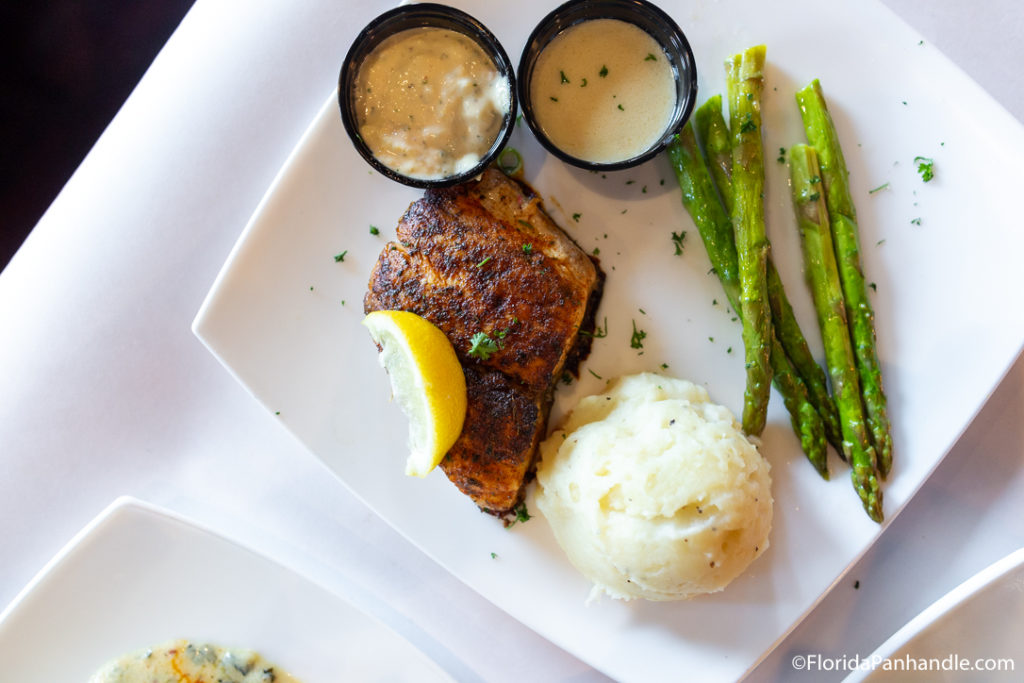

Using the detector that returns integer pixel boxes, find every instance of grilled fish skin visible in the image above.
[365,168,604,514]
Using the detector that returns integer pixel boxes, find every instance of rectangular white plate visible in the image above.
[0,497,453,682]
[193,0,1024,680]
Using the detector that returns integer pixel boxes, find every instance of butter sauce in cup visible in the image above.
[518,0,698,171]
[339,4,517,188]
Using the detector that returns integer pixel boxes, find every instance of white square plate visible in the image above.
[193,0,1024,680]
[0,498,453,682]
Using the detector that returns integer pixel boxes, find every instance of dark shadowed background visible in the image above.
[1,2,195,273]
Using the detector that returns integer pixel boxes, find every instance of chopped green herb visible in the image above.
[869,182,890,194]
[560,70,570,84]
[550,96,559,102]
[617,103,625,111]
[334,250,348,262]
[468,331,501,360]
[708,336,714,343]
[592,247,600,255]
[517,219,534,229]
[475,256,492,269]
[580,77,588,87]
[507,502,532,526]
[876,239,886,246]
[626,179,635,185]
[911,217,922,226]
[630,320,647,349]
[588,368,603,380]
[369,225,379,235]
[869,282,877,291]
[522,243,533,254]
[572,212,581,222]
[671,230,686,255]
[645,53,658,61]
[490,552,498,559]
[914,156,935,182]
[739,113,756,133]
[660,363,669,369]
[599,65,609,78]
[809,191,821,202]
[727,346,733,354]
[561,371,573,385]
[579,316,608,338]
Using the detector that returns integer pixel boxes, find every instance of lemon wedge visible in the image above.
[362,310,467,477]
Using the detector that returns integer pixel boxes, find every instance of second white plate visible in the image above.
[0,498,453,682]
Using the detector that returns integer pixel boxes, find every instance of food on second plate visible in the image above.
[88,639,301,683]
[529,18,676,163]
[364,167,604,516]
[535,373,772,601]
[362,310,468,478]
[353,26,511,180]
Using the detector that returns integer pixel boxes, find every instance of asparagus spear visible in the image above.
[667,124,828,477]
[694,95,733,209]
[693,96,844,451]
[727,46,773,435]
[766,263,844,453]
[796,80,893,477]
[789,144,882,521]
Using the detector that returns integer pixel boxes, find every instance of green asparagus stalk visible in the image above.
[789,144,882,521]
[694,95,733,209]
[727,46,773,435]
[796,80,893,477]
[667,124,828,477]
[693,95,844,451]
[766,264,844,453]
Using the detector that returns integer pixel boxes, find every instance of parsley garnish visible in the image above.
[910,217,922,226]
[512,502,531,524]
[617,103,625,111]
[630,320,647,349]
[869,182,890,194]
[369,225,379,235]
[671,230,686,255]
[572,213,581,222]
[588,368,603,380]
[579,316,608,338]
[475,256,492,268]
[522,243,533,254]
[334,250,348,262]
[580,78,588,87]
[914,156,935,182]
[599,65,609,78]
[560,70,569,84]
[739,113,756,133]
[468,332,501,360]
[645,53,657,61]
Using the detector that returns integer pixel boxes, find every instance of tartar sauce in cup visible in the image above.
[353,27,511,181]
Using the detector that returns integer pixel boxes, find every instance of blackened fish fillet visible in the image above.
[365,168,604,514]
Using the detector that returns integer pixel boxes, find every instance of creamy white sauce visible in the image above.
[355,27,510,180]
[88,639,302,683]
[530,19,677,163]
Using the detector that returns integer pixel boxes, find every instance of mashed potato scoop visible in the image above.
[536,373,773,602]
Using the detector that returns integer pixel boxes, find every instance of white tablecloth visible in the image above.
[2,1,1022,681]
